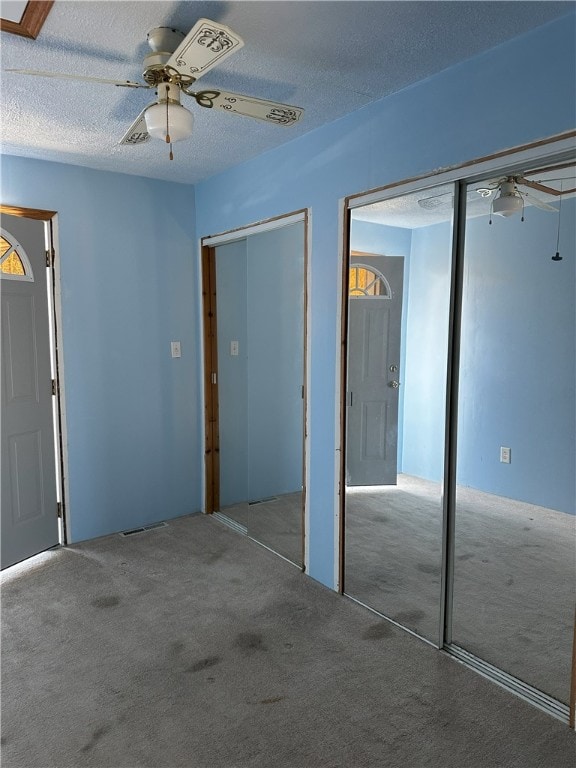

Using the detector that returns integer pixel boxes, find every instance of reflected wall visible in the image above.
[215,222,306,565]
[451,179,576,704]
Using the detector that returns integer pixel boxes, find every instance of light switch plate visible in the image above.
[171,341,181,358]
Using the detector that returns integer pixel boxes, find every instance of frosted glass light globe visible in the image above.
[145,103,194,142]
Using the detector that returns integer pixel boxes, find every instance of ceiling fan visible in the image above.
[418,161,575,217]
[6,18,304,159]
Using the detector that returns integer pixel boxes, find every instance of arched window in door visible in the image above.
[0,229,34,281]
[349,264,390,297]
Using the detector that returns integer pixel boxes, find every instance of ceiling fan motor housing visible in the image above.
[144,28,187,86]
[146,27,185,54]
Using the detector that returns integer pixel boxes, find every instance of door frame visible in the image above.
[1,204,69,546]
[200,209,310,571]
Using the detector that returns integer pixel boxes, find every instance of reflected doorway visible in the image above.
[347,255,403,486]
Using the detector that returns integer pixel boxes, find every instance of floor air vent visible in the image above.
[120,521,167,537]
[248,496,277,506]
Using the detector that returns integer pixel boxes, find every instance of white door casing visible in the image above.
[1,213,59,569]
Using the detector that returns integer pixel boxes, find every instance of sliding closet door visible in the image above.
[213,221,306,566]
[344,184,454,644]
[451,165,576,704]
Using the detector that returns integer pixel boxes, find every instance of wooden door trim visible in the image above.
[0,1,54,39]
[201,245,219,513]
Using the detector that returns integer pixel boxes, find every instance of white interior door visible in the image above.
[1,213,59,569]
[346,255,404,486]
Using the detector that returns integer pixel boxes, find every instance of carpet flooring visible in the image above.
[345,474,575,705]
[220,492,303,566]
[214,474,574,705]
[1,513,574,768]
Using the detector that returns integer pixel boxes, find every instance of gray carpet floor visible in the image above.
[220,492,303,566]
[1,513,575,768]
[345,475,575,704]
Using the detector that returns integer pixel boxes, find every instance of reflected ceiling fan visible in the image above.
[418,161,575,217]
[6,19,304,159]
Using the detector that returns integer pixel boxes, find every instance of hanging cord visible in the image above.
[165,85,174,161]
[552,180,563,261]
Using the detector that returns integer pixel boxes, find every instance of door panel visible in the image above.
[346,255,403,485]
[1,213,59,569]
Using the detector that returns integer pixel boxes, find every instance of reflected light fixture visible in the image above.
[144,83,193,159]
[492,179,524,217]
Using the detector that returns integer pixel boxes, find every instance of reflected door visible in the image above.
[347,256,403,486]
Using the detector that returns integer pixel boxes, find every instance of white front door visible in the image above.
[1,213,59,569]
[346,255,404,486]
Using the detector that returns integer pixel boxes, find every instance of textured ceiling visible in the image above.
[0,1,573,185]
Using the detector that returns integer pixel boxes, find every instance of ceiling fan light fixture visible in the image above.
[145,102,194,142]
[492,193,523,217]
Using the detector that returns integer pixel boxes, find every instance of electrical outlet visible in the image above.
[230,340,239,356]
[500,446,511,464]
[171,341,181,358]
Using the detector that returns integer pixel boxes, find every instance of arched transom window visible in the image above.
[349,264,390,297]
[0,229,34,281]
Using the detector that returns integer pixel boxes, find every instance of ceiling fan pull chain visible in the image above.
[165,91,171,144]
[164,90,174,159]
[552,180,563,261]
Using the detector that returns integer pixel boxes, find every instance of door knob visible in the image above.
[389,380,400,389]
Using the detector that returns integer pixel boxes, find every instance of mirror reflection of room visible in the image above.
[343,160,575,709]
[214,221,306,567]
[344,182,454,644]
[451,163,576,705]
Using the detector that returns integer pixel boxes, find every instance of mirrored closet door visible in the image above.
[450,162,576,706]
[343,152,575,719]
[343,183,454,644]
[204,218,306,567]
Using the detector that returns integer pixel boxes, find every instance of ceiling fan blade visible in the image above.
[517,177,568,197]
[166,18,244,81]
[192,89,303,126]
[119,106,153,146]
[521,191,558,212]
[5,69,151,89]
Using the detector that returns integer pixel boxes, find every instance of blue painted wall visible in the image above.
[195,15,575,586]
[1,156,201,542]
[402,221,452,482]
[458,200,575,514]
